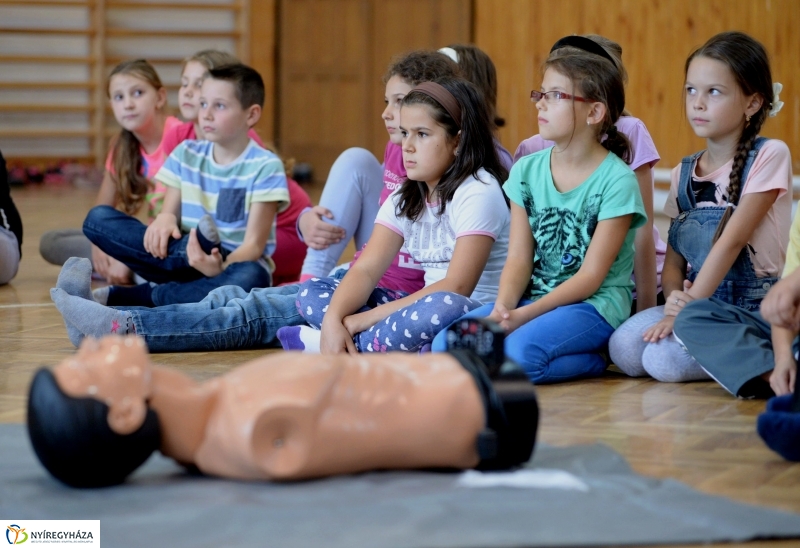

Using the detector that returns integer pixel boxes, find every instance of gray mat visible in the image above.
[2,424,799,547]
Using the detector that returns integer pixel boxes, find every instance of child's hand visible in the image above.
[770,354,797,396]
[761,277,800,331]
[298,206,346,250]
[342,311,374,337]
[664,289,694,317]
[186,228,224,277]
[643,315,676,342]
[320,318,357,354]
[487,302,524,334]
[144,213,181,259]
[91,245,132,285]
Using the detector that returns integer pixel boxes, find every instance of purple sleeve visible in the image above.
[512,135,553,164]
[615,116,660,171]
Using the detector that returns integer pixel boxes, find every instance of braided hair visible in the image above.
[685,31,774,242]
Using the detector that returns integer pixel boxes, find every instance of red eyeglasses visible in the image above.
[530,90,589,103]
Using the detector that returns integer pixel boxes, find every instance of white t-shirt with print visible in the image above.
[375,168,510,303]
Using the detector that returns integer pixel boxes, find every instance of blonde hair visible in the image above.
[181,49,240,73]
[107,59,165,215]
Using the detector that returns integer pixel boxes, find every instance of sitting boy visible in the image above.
[82,64,289,307]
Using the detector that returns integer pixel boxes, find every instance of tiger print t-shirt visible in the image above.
[503,148,646,329]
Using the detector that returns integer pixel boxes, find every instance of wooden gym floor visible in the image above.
[3,182,800,547]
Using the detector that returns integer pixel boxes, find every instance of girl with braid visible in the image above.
[609,31,793,387]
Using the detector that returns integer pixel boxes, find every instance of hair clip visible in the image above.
[769,82,784,118]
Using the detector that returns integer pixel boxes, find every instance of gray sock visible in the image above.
[50,288,133,347]
[92,286,110,305]
[54,257,94,344]
[642,335,711,382]
[56,257,93,300]
[196,214,221,254]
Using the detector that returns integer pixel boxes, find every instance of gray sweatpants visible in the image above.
[673,297,775,397]
[0,226,19,284]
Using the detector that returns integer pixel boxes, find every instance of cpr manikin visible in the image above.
[27,322,538,487]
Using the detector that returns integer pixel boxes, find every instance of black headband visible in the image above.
[550,36,616,65]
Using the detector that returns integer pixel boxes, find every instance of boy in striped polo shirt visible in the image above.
[81,64,289,307]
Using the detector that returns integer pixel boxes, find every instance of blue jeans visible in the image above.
[84,205,271,305]
[123,283,303,352]
[432,301,614,383]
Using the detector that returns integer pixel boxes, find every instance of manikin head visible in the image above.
[27,337,160,488]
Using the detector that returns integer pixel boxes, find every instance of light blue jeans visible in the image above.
[123,283,304,352]
[300,148,383,278]
[431,301,614,384]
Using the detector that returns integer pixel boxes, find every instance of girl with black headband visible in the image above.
[515,35,665,316]
[432,39,647,384]
[279,77,510,354]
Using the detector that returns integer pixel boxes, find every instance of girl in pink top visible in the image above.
[39,60,178,284]
[515,35,665,314]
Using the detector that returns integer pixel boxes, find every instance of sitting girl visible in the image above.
[39,60,181,284]
[514,34,664,314]
[432,39,646,383]
[278,77,510,353]
[609,31,792,387]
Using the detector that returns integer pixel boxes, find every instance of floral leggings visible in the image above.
[296,276,481,352]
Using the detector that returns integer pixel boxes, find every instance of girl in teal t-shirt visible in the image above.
[433,36,645,383]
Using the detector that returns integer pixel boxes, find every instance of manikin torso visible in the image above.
[53,337,485,480]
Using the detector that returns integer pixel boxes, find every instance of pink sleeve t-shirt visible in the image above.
[351,141,425,295]
[104,115,183,221]
[663,139,793,278]
[513,116,666,293]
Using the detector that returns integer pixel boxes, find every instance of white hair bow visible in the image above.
[769,82,784,118]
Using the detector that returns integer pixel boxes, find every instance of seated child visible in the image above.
[610,31,792,388]
[39,59,179,284]
[166,49,311,284]
[82,63,289,307]
[0,149,22,285]
[278,77,510,354]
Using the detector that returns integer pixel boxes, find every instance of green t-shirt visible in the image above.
[503,149,646,328]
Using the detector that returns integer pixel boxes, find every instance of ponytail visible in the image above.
[111,131,149,215]
[601,124,631,164]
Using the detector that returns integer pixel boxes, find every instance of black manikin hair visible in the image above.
[27,368,161,488]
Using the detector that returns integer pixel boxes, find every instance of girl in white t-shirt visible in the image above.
[277,77,510,353]
[609,31,793,386]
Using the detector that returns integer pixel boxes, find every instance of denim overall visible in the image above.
[667,137,776,311]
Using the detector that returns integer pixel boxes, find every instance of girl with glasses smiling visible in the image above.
[432,39,646,384]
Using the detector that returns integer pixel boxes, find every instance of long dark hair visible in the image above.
[544,48,631,163]
[108,59,165,215]
[396,77,509,221]
[685,31,774,242]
